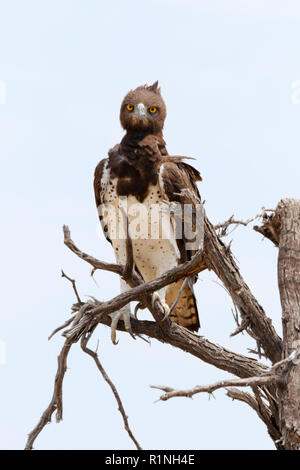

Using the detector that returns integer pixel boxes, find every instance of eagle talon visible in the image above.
[152,293,170,321]
[109,306,133,345]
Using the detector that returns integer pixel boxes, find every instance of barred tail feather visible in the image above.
[166,279,200,331]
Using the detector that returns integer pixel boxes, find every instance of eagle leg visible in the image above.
[109,305,135,345]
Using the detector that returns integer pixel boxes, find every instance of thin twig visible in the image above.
[214,208,275,237]
[80,331,142,450]
[230,318,249,337]
[151,351,298,403]
[226,388,282,446]
[61,269,82,304]
[48,316,74,341]
[248,348,268,359]
[63,225,124,277]
[151,375,281,402]
[25,338,73,450]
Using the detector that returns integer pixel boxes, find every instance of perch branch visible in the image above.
[27,198,285,449]
[64,216,281,365]
[62,300,268,380]
[60,225,270,379]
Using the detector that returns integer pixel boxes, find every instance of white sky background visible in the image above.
[0,0,300,450]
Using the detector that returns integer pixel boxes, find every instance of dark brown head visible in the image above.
[120,81,166,133]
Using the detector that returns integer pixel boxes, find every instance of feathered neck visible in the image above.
[121,128,163,143]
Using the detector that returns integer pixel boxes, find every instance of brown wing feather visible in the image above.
[159,160,202,331]
[94,158,112,244]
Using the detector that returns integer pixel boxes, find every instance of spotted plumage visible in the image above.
[94,82,202,336]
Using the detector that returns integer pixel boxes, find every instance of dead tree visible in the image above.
[25,198,300,450]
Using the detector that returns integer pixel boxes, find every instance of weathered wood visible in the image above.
[28,200,300,450]
[277,199,300,449]
[67,302,268,379]
[204,215,283,363]
[253,211,281,247]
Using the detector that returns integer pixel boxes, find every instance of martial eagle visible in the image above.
[94,82,202,343]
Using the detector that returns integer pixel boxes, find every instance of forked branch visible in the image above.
[27,201,292,449]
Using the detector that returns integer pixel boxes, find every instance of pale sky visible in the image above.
[1,0,300,450]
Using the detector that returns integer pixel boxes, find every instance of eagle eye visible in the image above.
[126,104,134,112]
[149,106,157,114]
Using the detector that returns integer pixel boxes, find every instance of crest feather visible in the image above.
[146,81,160,94]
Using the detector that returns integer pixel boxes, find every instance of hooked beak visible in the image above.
[137,103,146,119]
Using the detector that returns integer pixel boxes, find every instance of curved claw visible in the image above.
[109,311,122,345]
[109,306,134,344]
[151,293,170,321]
[134,302,146,319]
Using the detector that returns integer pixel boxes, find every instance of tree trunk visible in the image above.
[277,199,300,450]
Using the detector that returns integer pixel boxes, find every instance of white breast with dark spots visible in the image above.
[101,162,180,282]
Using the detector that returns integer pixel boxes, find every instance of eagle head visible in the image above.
[120,81,167,133]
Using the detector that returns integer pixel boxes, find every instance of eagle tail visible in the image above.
[166,278,200,331]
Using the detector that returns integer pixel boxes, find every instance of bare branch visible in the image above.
[226,387,282,448]
[215,209,274,237]
[230,318,250,337]
[48,317,74,341]
[247,348,268,359]
[80,330,142,450]
[61,299,268,380]
[151,375,281,402]
[226,387,259,411]
[63,220,281,367]
[61,269,82,304]
[63,224,124,277]
[204,214,282,363]
[59,224,272,380]
[25,338,72,450]
[253,210,281,247]
[63,225,206,290]
[150,348,300,447]
[27,198,288,449]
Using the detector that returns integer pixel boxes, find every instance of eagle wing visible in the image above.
[94,158,112,244]
[158,159,203,330]
[94,154,202,332]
